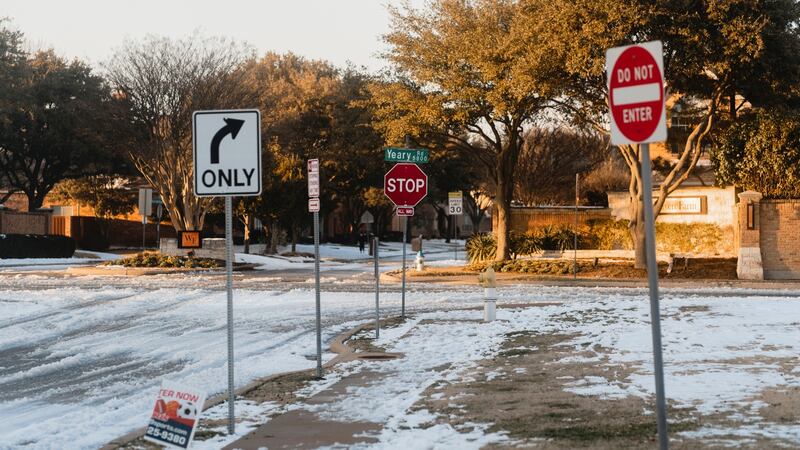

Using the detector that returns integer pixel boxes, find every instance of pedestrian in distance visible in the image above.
[358,231,366,253]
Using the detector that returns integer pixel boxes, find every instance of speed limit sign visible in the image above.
[448,191,463,215]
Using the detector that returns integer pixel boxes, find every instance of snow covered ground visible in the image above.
[189,287,800,448]
[0,251,119,272]
[0,261,798,448]
[0,271,482,449]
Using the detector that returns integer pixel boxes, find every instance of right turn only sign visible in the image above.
[606,41,667,145]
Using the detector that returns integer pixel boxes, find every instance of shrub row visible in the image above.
[0,234,76,259]
[105,252,221,268]
[465,220,733,262]
[470,259,591,275]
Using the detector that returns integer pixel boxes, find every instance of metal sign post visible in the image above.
[224,196,235,434]
[193,109,261,435]
[374,236,380,339]
[641,143,668,450]
[448,192,463,261]
[574,174,579,279]
[139,188,152,250]
[401,216,407,318]
[606,41,668,449]
[454,219,457,261]
[308,158,322,378]
[313,210,322,378]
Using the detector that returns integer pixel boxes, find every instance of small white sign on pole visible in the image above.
[308,159,320,197]
[448,191,463,215]
[139,188,153,217]
[308,197,320,212]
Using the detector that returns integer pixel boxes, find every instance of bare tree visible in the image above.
[514,128,610,205]
[106,34,254,231]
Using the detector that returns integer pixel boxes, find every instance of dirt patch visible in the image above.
[756,386,800,424]
[242,370,319,405]
[393,257,737,280]
[415,331,700,449]
[412,323,800,449]
[347,316,411,353]
[581,258,736,280]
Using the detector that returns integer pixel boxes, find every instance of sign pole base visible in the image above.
[641,143,669,449]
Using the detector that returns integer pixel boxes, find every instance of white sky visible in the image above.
[4,0,427,72]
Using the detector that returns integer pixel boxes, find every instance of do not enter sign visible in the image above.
[384,163,428,208]
[606,41,667,145]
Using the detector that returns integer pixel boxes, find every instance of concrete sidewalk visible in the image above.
[224,370,385,449]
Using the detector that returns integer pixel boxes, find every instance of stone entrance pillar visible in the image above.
[737,190,763,280]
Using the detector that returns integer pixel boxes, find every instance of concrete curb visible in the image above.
[100,319,399,449]
[67,264,257,277]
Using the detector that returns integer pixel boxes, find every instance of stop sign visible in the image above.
[606,41,667,145]
[384,163,428,207]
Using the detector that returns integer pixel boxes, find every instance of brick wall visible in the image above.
[0,210,51,235]
[493,206,612,234]
[64,216,176,249]
[759,200,800,279]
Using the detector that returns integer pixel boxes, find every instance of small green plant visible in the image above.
[466,233,497,263]
[509,232,542,259]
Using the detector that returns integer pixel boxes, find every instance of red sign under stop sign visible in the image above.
[606,41,667,145]
[384,163,428,207]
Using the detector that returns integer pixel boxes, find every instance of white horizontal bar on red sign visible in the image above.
[612,83,661,105]
[396,207,414,216]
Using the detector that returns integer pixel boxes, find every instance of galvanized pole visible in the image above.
[374,236,380,339]
[453,216,457,261]
[401,216,407,318]
[574,173,579,279]
[314,210,322,378]
[224,196,235,435]
[640,143,669,450]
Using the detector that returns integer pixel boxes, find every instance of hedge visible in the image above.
[0,234,76,259]
[105,252,221,268]
[465,220,734,262]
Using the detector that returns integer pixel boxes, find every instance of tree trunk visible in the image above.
[291,226,298,253]
[630,220,647,269]
[494,146,518,261]
[26,188,47,211]
[261,218,279,255]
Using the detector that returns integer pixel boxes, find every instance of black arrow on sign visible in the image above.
[210,118,245,164]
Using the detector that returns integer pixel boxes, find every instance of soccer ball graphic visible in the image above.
[177,401,197,420]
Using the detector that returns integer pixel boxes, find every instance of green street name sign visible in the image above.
[384,147,429,163]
